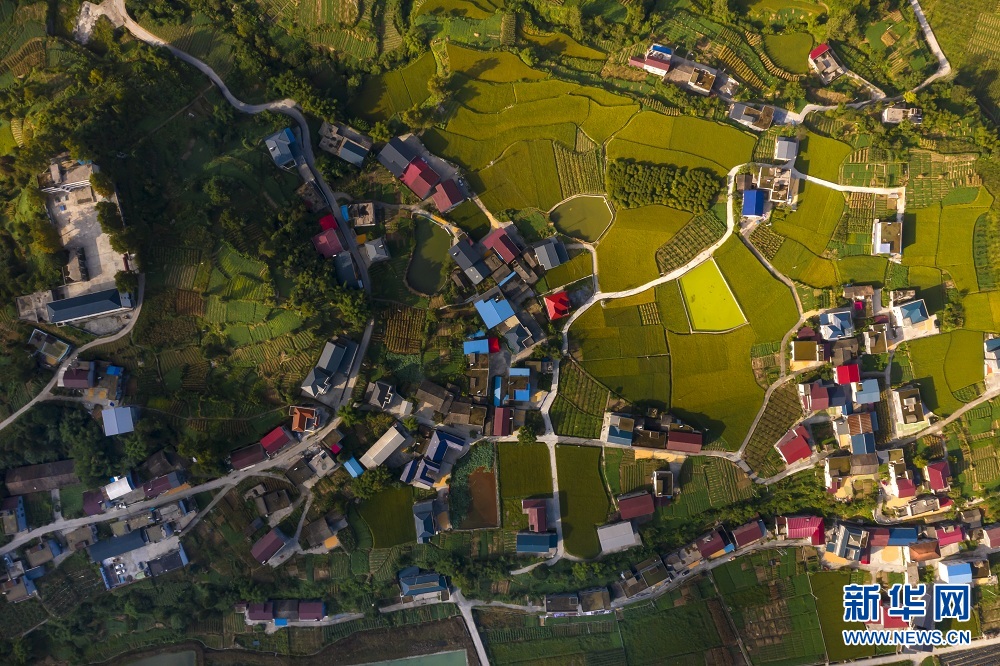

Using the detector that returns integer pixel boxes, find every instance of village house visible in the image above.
[6,460,79,495]
[828,523,868,561]
[775,516,825,545]
[893,385,928,428]
[873,219,904,259]
[413,500,438,544]
[318,121,372,167]
[774,426,813,465]
[807,43,845,84]
[431,179,466,213]
[359,422,412,469]
[0,496,27,534]
[757,166,798,206]
[301,337,359,398]
[882,105,923,124]
[729,103,774,132]
[627,43,673,77]
[230,444,267,471]
[597,521,641,554]
[398,567,449,602]
[602,413,635,446]
[891,299,937,339]
[250,528,288,565]
[617,491,655,521]
[819,308,855,341]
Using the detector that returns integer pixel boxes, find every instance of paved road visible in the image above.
[0,273,146,433]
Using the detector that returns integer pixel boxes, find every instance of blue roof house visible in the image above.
[507,367,532,403]
[650,44,673,57]
[463,338,490,355]
[475,295,516,329]
[853,379,881,405]
[742,190,766,218]
[516,532,558,555]
[605,413,635,445]
[343,457,365,478]
[426,430,464,463]
[398,568,448,597]
[897,300,929,326]
[939,561,973,584]
[265,128,298,170]
[850,432,876,455]
[886,526,918,546]
[819,309,855,340]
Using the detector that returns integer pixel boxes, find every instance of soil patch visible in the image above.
[461,469,499,529]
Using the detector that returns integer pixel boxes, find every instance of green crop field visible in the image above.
[668,325,763,449]
[714,549,827,666]
[445,200,491,241]
[550,360,609,438]
[679,259,746,331]
[715,238,799,344]
[524,31,606,60]
[555,445,610,558]
[619,595,724,664]
[350,51,436,121]
[907,330,985,415]
[661,456,756,521]
[795,132,852,182]
[743,382,804,476]
[448,43,546,82]
[966,290,1000,332]
[812,570,876,661]
[772,238,840,288]
[771,182,847,256]
[596,205,692,291]
[762,32,813,73]
[358,486,417,548]
[497,442,553,499]
[541,251,593,291]
[549,196,613,241]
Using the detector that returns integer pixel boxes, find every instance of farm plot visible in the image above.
[654,209,727,275]
[713,549,826,666]
[742,382,804,477]
[541,251,593,291]
[349,51,436,121]
[549,195,613,241]
[661,456,756,521]
[907,330,986,416]
[555,445,610,558]
[771,182,847,256]
[715,238,799,344]
[450,441,499,529]
[619,591,725,664]
[376,304,426,354]
[679,259,746,331]
[482,614,624,664]
[358,486,417,548]
[596,205,692,291]
[553,143,604,199]
[668,325,763,450]
[473,139,564,213]
[906,151,981,208]
[795,132,852,182]
[812,570,876,661]
[761,32,813,73]
[497,442,552,529]
[550,359,610,440]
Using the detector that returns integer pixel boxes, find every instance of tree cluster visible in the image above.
[606,159,723,212]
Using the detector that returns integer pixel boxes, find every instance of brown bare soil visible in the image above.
[461,469,499,529]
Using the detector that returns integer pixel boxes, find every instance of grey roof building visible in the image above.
[597,521,641,554]
[448,241,488,285]
[301,339,358,397]
[413,499,437,544]
[378,137,417,178]
[265,128,298,169]
[47,289,132,324]
[533,238,568,271]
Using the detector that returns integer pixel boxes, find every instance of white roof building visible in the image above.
[774,138,798,163]
[359,422,412,469]
[597,521,642,554]
[103,476,134,501]
[102,406,135,437]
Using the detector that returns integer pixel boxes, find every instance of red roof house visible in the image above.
[493,407,512,436]
[298,601,325,621]
[488,337,501,353]
[522,498,548,532]
[731,520,766,548]
[312,228,344,258]
[895,477,916,498]
[260,426,294,455]
[696,528,729,558]
[774,426,812,465]
[665,430,703,454]
[318,214,337,231]
[482,227,519,263]
[431,179,465,213]
[544,292,572,321]
[617,492,655,520]
[834,363,861,385]
[869,527,890,547]
[247,602,274,621]
[873,602,909,630]
[809,43,831,60]
[982,524,1000,548]
[231,444,267,470]
[400,158,440,199]
[926,460,951,492]
[935,524,964,547]
[777,516,824,545]
[250,528,287,564]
